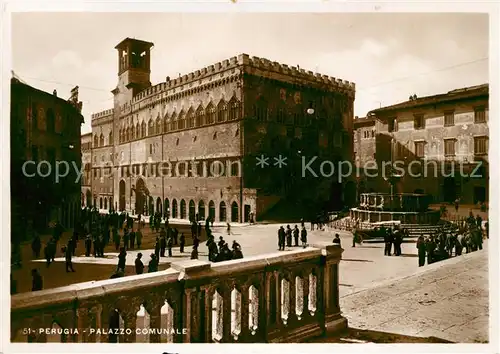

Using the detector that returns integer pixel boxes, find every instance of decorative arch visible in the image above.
[209,200,216,221]
[131,125,135,140]
[231,201,239,222]
[219,201,227,222]
[198,200,206,220]
[196,105,205,127]
[217,99,228,123]
[94,134,99,147]
[156,197,162,214]
[100,133,105,146]
[99,197,103,210]
[178,110,186,130]
[135,122,140,139]
[125,127,130,141]
[109,130,113,145]
[206,102,216,124]
[155,116,162,135]
[104,197,108,210]
[170,112,178,131]
[254,98,268,121]
[141,121,146,137]
[187,107,195,128]
[189,199,196,221]
[148,119,154,136]
[172,199,178,218]
[163,113,169,133]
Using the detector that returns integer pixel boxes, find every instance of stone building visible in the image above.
[87,37,355,222]
[81,132,92,207]
[11,77,84,241]
[355,84,489,205]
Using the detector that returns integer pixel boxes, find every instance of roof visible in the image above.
[115,37,154,50]
[353,116,376,128]
[81,132,92,138]
[369,83,489,116]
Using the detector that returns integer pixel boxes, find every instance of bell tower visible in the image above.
[113,38,154,97]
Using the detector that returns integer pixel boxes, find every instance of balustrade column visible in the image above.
[222,288,232,342]
[302,275,310,320]
[203,287,213,342]
[77,306,100,342]
[289,276,296,323]
[181,288,195,343]
[122,306,140,343]
[147,303,162,343]
[240,284,250,340]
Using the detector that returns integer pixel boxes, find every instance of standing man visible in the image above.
[179,233,185,253]
[129,228,136,249]
[416,235,426,267]
[135,253,144,275]
[31,269,43,291]
[278,226,286,251]
[300,226,308,248]
[31,233,41,259]
[293,225,300,247]
[393,228,403,256]
[63,246,75,272]
[286,225,292,247]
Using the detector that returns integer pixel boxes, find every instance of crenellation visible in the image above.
[237,53,250,65]
[230,56,238,64]
[222,59,229,67]
[308,70,314,75]
[208,65,215,72]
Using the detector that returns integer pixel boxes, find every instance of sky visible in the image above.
[12,12,489,134]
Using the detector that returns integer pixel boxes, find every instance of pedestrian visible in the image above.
[286,225,292,247]
[167,236,173,257]
[31,234,41,258]
[123,229,129,250]
[191,246,199,260]
[85,235,92,257]
[300,226,308,248]
[485,221,489,239]
[63,246,75,272]
[179,233,185,253]
[160,235,167,257]
[136,228,142,249]
[113,228,120,251]
[154,237,160,259]
[384,229,394,256]
[117,247,127,272]
[293,225,299,247]
[227,222,231,235]
[135,253,144,275]
[31,269,43,291]
[393,229,403,256]
[278,226,286,251]
[148,254,158,273]
[129,228,136,249]
[416,235,426,266]
[332,233,341,247]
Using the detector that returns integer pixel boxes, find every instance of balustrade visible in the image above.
[11,244,346,343]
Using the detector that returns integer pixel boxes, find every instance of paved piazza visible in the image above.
[33,221,484,298]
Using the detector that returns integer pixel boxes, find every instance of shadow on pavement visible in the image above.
[399,254,418,258]
[342,259,374,263]
[311,327,455,343]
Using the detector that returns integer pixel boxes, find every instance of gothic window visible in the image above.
[253,99,268,121]
[206,103,216,124]
[196,106,205,127]
[276,107,286,124]
[131,125,135,140]
[187,109,195,128]
[156,116,162,134]
[125,127,130,142]
[217,100,228,123]
[148,119,154,135]
[99,133,104,146]
[136,123,140,138]
[109,131,113,145]
[229,98,240,120]
[178,110,186,130]
[141,121,146,137]
[94,134,99,147]
[170,112,178,131]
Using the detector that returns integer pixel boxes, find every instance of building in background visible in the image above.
[85,37,356,222]
[81,132,92,208]
[354,84,489,205]
[10,76,84,243]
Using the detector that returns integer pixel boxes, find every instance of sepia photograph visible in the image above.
[6,8,494,348]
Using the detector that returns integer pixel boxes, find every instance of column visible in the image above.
[240,284,250,340]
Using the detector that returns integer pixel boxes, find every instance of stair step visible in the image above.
[339,338,374,343]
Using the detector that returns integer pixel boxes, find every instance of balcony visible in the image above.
[11,244,345,343]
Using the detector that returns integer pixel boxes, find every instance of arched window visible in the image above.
[189,200,196,221]
[148,119,154,135]
[217,100,228,123]
[219,202,227,222]
[231,201,239,222]
[229,99,240,120]
[187,109,195,128]
[198,200,206,220]
[196,106,205,127]
[130,125,135,140]
[125,127,130,141]
[99,197,103,209]
[180,199,187,219]
[141,121,146,137]
[46,108,55,133]
[109,131,113,145]
[253,99,268,121]
[178,110,186,130]
[172,199,178,218]
[209,200,215,221]
[100,133,104,146]
[156,116,162,134]
[206,103,216,124]
[104,198,108,210]
[135,123,140,138]
[170,112,178,131]
[94,134,99,147]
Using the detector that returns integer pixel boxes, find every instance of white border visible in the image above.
[1,2,499,354]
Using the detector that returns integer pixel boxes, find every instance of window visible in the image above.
[444,111,455,126]
[150,144,153,155]
[206,105,216,124]
[187,111,195,128]
[414,114,425,130]
[474,136,488,155]
[196,107,205,127]
[229,100,240,120]
[253,100,268,122]
[277,108,285,123]
[217,102,227,123]
[444,139,456,156]
[474,107,486,123]
[414,141,425,158]
[388,117,398,132]
[178,111,186,130]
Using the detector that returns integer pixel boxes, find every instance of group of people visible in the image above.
[416,212,487,267]
[206,235,243,262]
[277,223,308,250]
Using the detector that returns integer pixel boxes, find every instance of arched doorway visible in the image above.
[329,181,343,211]
[219,201,227,222]
[156,197,162,215]
[135,178,145,215]
[164,198,170,217]
[189,200,195,221]
[180,200,186,219]
[209,200,215,221]
[86,190,92,207]
[231,201,239,222]
[344,181,357,208]
[198,200,206,220]
[443,177,456,203]
[119,180,126,211]
[99,197,103,209]
[104,197,108,210]
[172,199,178,218]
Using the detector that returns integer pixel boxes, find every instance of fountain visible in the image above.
[349,192,441,225]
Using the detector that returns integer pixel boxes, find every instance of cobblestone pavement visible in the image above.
[335,247,489,343]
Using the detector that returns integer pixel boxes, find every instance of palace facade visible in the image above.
[354,84,489,205]
[84,37,356,222]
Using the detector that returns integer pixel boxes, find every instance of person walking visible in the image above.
[278,226,286,251]
[31,234,41,259]
[135,253,144,275]
[300,226,308,248]
[31,269,43,291]
[117,247,127,272]
[63,246,75,272]
[179,233,185,253]
[332,233,341,247]
[416,235,426,267]
[293,225,299,247]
